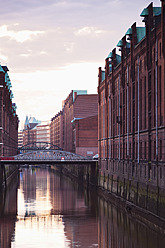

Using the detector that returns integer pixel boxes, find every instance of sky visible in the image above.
[0,0,161,129]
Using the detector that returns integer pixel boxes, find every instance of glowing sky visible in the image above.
[0,0,161,128]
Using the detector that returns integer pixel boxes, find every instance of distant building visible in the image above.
[21,116,50,150]
[23,116,40,146]
[50,90,98,157]
[72,115,98,157]
[0,65,19,156]
[36,121,50,144]
[50,111,63,149]
[18,130,23,148]
[24,116,40,130]
[63,90,89,153]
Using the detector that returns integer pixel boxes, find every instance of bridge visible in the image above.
[0,146,96,165]
[0,143,97,188]
[9,150,95,165]
[17,141,63,153]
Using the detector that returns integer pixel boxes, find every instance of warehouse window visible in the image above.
[160,42,161,59]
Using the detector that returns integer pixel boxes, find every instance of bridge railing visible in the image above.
[14,150,90,161]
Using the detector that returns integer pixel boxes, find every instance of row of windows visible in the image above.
[99,139,163,161]
[100,65,163,138]
[102,161,163,181]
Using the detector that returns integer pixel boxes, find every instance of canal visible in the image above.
[0,167,165,248]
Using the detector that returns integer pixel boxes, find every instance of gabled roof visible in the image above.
[125,28,132,35]
[136,27,146,43]
[125,26,146,44]
[102,71,105,82]
[2,66,9,72]
[29,116,40,124]
[116,54,121,66]
[107,51,113,59]
[73,90,87,102]
[140,7,161,17]
[0,65,5,73]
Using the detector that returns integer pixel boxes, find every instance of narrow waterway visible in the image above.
[0,167,165,248]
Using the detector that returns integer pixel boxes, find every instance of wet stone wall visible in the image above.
[51,161,165,231]
[98,160,165,222]
[51,162,98,188]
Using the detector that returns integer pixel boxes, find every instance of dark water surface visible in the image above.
[0,167,165,248]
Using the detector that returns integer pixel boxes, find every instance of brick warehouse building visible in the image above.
[50,90,98,157]
[50,111,63,149]
[98,0,165,191]
[0,65,18,156]
[72,115,98,157]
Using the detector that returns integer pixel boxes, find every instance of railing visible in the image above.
[14,150,90,161]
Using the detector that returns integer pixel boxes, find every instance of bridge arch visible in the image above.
[18,142,63,153]
[15,149,88,161]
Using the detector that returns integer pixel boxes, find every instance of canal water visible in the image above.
[0,167,165,248]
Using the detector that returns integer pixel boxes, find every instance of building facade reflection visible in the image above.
[1,168,165,248]
[13,168,98,247]
[49,170,98,247]
[98,197,165,248]
[0,174,18,248]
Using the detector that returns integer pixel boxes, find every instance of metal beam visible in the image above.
[0,160,96,165]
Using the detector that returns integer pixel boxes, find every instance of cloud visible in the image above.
[64,42,75,53]
[74,26,106,37]
[0,24,115,73]
[0,0,157,74]
[0,25,44,43]
[0,0,162,124]
[0,51,8,62]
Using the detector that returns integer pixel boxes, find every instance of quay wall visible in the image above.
[50,162,98,188]
[98,159,165,234]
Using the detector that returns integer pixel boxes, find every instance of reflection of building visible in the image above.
[98,197,165,248]
[64,217,98,247]
[0,173,18,248]
[98,1,165,174]
[50,171,78,213]
[21,169,50,217]
[49,171,98,247]
[0,65,19,156]
[23,169,36,209]
[50,90,98,156]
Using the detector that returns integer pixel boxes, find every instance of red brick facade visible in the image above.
[73,115,98,157]
[98,1,165,179]
[50,90,98,156]
[0,66,18,156]
[23,128,37,146]
[50,111,63,149]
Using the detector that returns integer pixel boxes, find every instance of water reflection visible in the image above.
[13,168,98,248]
[98,198,165,248]
[0,167,165,248]
[0,173,18,248]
